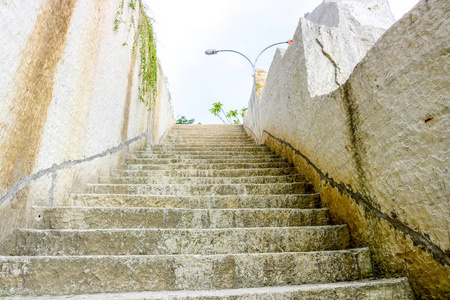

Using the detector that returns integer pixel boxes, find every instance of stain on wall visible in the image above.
[120,13,141,143]
[0,0,77,192]
[340,81,372,199]
[63,0,108,157]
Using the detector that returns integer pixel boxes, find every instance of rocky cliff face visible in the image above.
[245,0,449,298]
[302,0,395,96]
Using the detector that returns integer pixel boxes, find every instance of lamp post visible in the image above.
[205,40,292,77]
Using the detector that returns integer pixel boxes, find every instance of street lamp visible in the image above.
[205,40,292,76]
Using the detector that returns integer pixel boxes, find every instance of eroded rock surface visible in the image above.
[302,0,395,96]
[245,0,449,298]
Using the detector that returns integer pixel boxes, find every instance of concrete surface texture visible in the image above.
[245,0,449,298]
[0,124,413,299]
[0,0,173,245]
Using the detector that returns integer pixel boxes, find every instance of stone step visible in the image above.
[124,157,287,165]
[165,136,253,142]
[68,194,321,209]
[144,150,273,156]
[164,137,255,141]
[7,278,414,299]
[121,162,292,171]
[165,134,250,140]
[86,182,313,196]
[2,225,350,256]
[152,143,264,148]
[148,145,271,152]
[171,124,244,128]
[169,129,245,133]
[30,206,330,229]
[168,128,246,133]
[161,145,260,149]
[167,130,249,135]
[135,150,273,156]
[170,124,244,130]
[112,167,298,178]
[99,174,306,185]
[168,130,247,134]
[163,140,257,149]
[0,248,372,296]
[130,153,281,159]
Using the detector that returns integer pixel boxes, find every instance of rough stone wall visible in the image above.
[245,0,449,298]
[246,69,269,143]
[151,62,175,145]
[0,0,173,242]
[303,0,395,96]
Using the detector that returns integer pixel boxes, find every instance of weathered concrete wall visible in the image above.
[245,0,449,298]
[151,62,175,145]
[246,69,268,143]
[0,0,173,242]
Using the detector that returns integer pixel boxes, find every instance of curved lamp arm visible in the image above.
[205,39,292,77]
[253,40,292,74]
[205,49,254,70]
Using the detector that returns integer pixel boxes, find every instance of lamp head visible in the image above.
[205,49,218,55]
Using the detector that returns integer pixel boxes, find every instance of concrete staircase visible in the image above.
[0,125,414,299]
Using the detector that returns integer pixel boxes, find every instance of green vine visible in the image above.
[113,0,125,32]
[137,4,158,109]
[114,0,158,110]
[129,0,136,10]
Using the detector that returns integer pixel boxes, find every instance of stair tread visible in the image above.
[18,224,346,232]
[1,247,369,257]
[31,206,330,228]
[99,174,305,180]
[4,226,350,255]
[33,206,326,211]
[67,193,321,209]
[113,168,299,177]
[88,182,311,187]
[5,278,412,299]
[0,249,373,294]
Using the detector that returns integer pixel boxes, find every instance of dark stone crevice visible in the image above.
[262,129,450,267]
[340,81,372,202]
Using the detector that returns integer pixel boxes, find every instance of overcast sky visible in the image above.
[144,0,419,124]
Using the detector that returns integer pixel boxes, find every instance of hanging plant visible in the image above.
[114,0,158,110]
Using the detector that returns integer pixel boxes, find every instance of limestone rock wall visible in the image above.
[0,0,174,242]
[246,69,268,143]
[245,0,449,298]
[303,0,395,96]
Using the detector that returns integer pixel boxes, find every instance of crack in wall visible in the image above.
[0,133,148,208]
[341,81,371,199]
[262,129,450,267]
[243,122,260,144]
[48,169,57,207]
[316,38,340,86]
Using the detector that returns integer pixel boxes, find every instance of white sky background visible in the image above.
[144,0,420,124]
